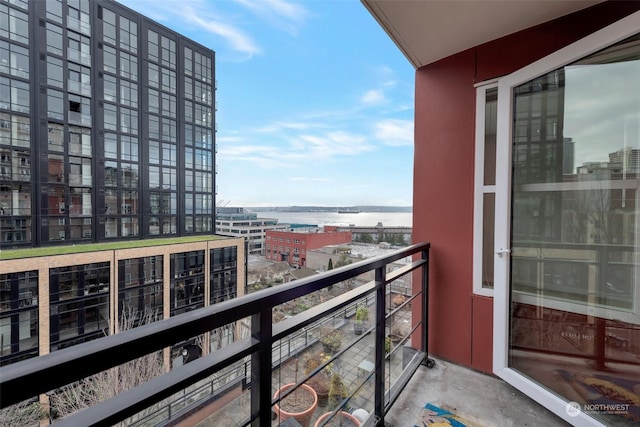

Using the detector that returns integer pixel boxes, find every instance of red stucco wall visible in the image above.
[413,1,640,373]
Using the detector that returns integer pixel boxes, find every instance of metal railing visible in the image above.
[0,242,431,427]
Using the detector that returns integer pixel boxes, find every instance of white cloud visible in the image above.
[232,0,309,35]
[182,8,261,58]
[296,131,372,158]
[216,136,245,144]
[218,127,372,172]
[256,121,326,133]
[118,0,262,58]
[361,89,385,106]
[290,177,332,182]
[374,119,414,147]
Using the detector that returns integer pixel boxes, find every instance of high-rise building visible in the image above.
[0,0,216,249]
[0,0,243,370]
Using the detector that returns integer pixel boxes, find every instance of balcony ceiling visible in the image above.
[361,0,604,69]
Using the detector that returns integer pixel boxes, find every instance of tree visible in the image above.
[49,307,165,424]
[0,399,46,427]
[334,253,352,268]
[359,233,373,244]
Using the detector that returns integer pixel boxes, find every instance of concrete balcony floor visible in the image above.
[386,356,570,427]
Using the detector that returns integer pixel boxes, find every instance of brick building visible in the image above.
[264,227,351,267]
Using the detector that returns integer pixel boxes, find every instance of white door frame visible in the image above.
[492,11,640,426]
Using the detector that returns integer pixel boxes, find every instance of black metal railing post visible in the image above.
[250,309,272,426]
[421,247,434,368]
[373,265,386,423]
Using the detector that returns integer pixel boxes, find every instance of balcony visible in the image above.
[0,242,564,427]
[0,243,427,426]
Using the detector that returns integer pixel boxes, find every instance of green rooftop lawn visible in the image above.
[0,235,225,260]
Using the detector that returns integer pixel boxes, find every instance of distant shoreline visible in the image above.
[245,206,412,213]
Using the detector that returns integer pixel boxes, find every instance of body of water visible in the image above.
[251,211,413,228]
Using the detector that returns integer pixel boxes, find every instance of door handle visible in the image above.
[496,248,511,257]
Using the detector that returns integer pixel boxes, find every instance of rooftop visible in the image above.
[0,235,226,260]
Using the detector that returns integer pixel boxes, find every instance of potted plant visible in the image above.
[391,294,406,308]
[328,372,350,410]
[389,325,404,344]
[304,349,332,406]
[313,373,360,427]
[314,411,361,427]
[273,383,318,427]
[319,326,344,354]
[353,306,369,335]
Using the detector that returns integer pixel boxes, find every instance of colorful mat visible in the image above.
[557,369,640,422]
[414,403,472,427]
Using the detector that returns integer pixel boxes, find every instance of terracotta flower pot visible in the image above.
[314,411,361,427]
[273,383,318,427]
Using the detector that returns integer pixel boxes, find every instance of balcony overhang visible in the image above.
[361,0,604,69]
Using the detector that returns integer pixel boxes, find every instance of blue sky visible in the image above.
[118,0,415,207]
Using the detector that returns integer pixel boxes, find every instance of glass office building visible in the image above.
[0,0,216,248]
[0,0,240,370]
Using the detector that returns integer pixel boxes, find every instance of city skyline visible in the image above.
[117,0,415,207]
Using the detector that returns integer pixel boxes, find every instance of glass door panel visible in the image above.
[509,34,640,425]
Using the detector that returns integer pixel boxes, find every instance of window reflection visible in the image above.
[509,34,640,426]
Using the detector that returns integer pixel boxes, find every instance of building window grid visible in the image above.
[49,263,110,352]
[66,0,91,36]
[0,113,31,186]
[120,80,138,108]
[118,256,163,324]
[0,270,38,366]
[45,0,63,23]
[1,3,216,246]
[0,4,29,45]
[118,51,137,81]
[210,246,237,304]
[102,7,116,45]
[1,77,29,114]
[67,62,91,96]
[41,13,97,243]
[160,35,176,69]
[66,31,91,67]
[146,32,189,237]
[118,15,137,55]
[46,22,64,57]
[99,9,146,241]
[0,40,29,79]
[170,251,205,316]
